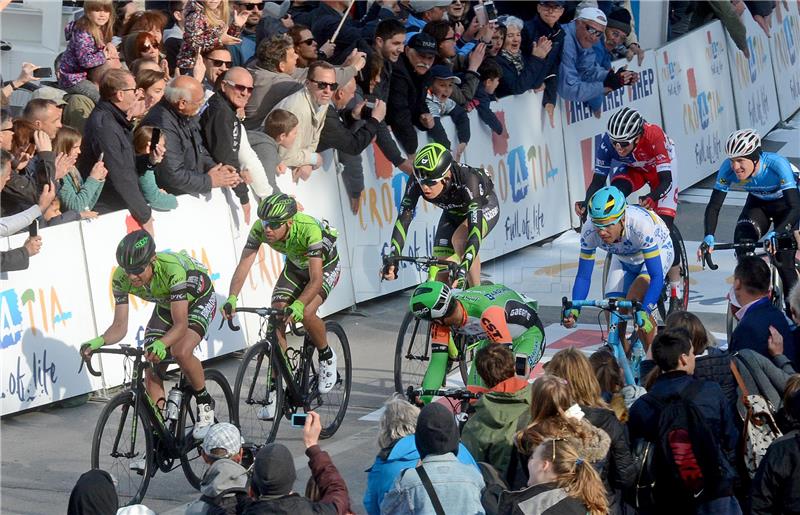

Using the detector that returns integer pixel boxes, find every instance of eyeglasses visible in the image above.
[308,78,338,91]
[140,42,160,52]
[119,87,138,93]
[584,24,604,38]
[207,58,232,68]
[224,80,254,94]
[261,220,285,230]
[540,3,565,11]
[239,1,263,10]
[299,38,316,46]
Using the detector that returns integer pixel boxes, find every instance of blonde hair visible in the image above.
[536,438,609,515]
[202,0,230,30]
[76,0,115,47]
[545,348,607,409]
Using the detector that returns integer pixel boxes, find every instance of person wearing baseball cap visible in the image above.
[407,0,451,31]
[425,64,470,159]
[558,6,638,116]
[184,422,249,515]
[387,32,437,155]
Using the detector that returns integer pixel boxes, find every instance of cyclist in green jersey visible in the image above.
[409,281,545,401]
[224,194,341,399]
[80,230,218,439]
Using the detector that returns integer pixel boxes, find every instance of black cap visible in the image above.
[540,0,566,6]
[408,32,438,56]
[607,7,632,35]
[250,443,296,496]
[415,403,459,459]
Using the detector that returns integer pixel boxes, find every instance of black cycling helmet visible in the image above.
[413,143,453,184]
[257,193,297,224]
[116,230,156,274]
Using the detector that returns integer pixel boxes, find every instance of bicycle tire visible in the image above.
[178,368,235,490]
[393,311,468,394]
[310,321,352,439]
[234,342,285,446]
[657,224,690,320]
[91,390,153,506]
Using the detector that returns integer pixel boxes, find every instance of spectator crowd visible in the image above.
[3,1,795,515]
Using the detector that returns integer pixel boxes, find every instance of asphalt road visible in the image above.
[0,200,741,514]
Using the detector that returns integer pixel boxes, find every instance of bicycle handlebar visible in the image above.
[406,386,482,403]
[224,306,303,336]
[383,255,461,273]
[80,345,174,377]
[561,297,641,313]
[699,240,760,270]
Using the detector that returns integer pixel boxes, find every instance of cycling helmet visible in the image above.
[607,107,644,141]
[116,230,156,274]
[409,281,453,321]
[413,143,453,183]
[588,186,627,227]
[257,193,297,224]
[725,129,761,160]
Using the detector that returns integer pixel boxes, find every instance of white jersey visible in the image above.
[580,206,672,267]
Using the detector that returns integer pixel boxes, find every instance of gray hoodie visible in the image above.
[184,459,249,515]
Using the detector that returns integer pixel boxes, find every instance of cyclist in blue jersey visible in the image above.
[700,129,800,311]
[565,186,674,350]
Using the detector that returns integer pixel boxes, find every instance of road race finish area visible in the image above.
[481,231,738,315]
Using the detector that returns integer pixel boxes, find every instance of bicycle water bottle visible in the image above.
[165,387,183,421]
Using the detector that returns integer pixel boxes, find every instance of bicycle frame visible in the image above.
[562,297,643,386]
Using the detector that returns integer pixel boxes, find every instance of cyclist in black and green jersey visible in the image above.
[409,281,545,401]
[381,143,499,287]
[80,230,218,439]
[224,194,341,400]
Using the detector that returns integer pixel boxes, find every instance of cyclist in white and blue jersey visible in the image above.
[701,129,800,310]
[564,186,674,350]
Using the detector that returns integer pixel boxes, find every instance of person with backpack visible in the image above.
[185,422,249,515]
[628,329,742,515]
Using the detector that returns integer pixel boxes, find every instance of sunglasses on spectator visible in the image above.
[141,42,160,51]
[308,78,338,91]
[299,38,316,46]
[261,220,285,230]
[583,24,604,38]
[239,1,263,9]
[208,58,232,68]
[224,80,254,94]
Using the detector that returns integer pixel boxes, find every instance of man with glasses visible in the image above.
[230,0,263,67]
[201,47,234,100]
[224,193,342,399]
[558,7,637,117]
[381,142,499,288]
[565,186,673,349]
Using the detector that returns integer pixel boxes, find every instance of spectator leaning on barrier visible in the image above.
[0,150,52,272]
[244,411,350,515]
[558,7,637,117]
[495,15,551,99]
[424,64,471,161]
[472,59,504,134]
[519,1,564,128]
[387,32,437,157]
[380,402,486,515]
[422,20,483,107]
[597,7,634,65]
[77,68,154,233]
[141,75,242,196]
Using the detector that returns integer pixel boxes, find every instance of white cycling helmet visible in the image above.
[607,107,644,141]
[725,129,761,159]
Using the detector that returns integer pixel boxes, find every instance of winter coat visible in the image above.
[750,430,800,515]
[461,377,531,476]
[495,50,548,99]
[176,0,242,71]
[185,458,249,515]
[558,21,609,110]
[363,435,478,515]
[271,88,329,168]
[498,481,591,515]
[473,84,503,135]
[199,93,251,205]
[316,105,380,155]
[386,53,430,155]
[731,297,796,366]
[582,405,636,514]
[522,15,564,106]
[59,21,107,89]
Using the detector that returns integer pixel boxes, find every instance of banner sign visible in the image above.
[769,0,800,119]
[656,21,738,187]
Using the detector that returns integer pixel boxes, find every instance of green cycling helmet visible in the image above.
[116,230,156,274]
[409,281,453,321]
[413,143,452,183]
[588,186,627,227]
[257,193,297,224]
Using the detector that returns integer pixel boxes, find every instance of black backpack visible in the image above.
[200,487,250,515]
[646,380,725,505]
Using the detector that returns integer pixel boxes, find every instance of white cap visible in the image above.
[578,7,608,27]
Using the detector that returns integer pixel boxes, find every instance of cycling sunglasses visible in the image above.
[610,137,636,148]
[262,220,285,230]
[123,265,147,276]
[414,174,445,187]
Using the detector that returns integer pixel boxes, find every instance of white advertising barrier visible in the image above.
[560,51,663,226]
[1,222,103,416]
[726,8,781,134]
[769,0,800,120]
[465,89,571,261]
[656,21,738,188]
[81,193,248,390]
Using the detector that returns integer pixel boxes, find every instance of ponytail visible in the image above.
[541,438,609,515]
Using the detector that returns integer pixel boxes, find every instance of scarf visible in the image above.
[500,49,524,74]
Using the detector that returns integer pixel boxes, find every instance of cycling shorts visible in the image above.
[432,192,499,258]
[604,247,674,303]
[143,290,217,347]
[271,254,341,305]
[611,148,678,219]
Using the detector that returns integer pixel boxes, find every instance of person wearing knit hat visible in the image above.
[606,7,632,35]
[381,403,486,514]
[600,7,633,63]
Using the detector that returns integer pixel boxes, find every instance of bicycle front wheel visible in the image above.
[311,321,352,439]
[234,342,285,447]
[91,390,153,506]
[178,368,235,490]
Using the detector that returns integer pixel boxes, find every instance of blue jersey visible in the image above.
[714,152,798,200]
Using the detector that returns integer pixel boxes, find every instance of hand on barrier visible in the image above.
[287,300,305,322]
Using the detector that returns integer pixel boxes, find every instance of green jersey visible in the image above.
[112,251,213,309]
[245,212,338,269]
[451,284,542,343]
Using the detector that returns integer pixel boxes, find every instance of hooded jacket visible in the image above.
[185,458,249,515]
[461,377,531,476]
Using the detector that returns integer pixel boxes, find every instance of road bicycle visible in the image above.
[561,297,646,386]
[229,307,351,448]
[386,255,480,395]
[83,345,235,506]
[600,223,690,322]
[406,386,482,432]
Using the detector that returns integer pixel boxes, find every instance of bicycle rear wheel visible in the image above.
[178,368,235,489]
[393,311,468,394]
[308,321,351,439]
[234,342,285,446]
[91,390,153,506]
[657,224,690,320]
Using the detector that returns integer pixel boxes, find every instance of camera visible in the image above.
[362,95,377,120]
